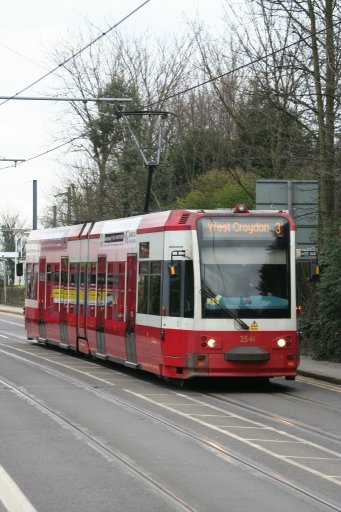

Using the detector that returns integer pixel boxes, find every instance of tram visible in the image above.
[24,205,299,381]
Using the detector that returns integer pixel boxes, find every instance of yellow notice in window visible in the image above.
[250,321,259,331]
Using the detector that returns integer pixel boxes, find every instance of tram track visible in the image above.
[2,339,341,445]
[275,389,341,412]
[0,344,341,512]
[204,392,341,445]
[0,374,197,512]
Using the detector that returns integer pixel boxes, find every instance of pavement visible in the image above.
[0,304,340,385]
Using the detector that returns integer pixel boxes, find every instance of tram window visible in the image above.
[168,261,194,318]
[138,261,162,315]
[97,273,105,286]
[88,263,97,286]
[150,274,161,315]
[138,274,149,314]
[169,269,181,316]
[80,268,85,286]
[88,264,96,284]
[54,271,60,285]
[26,264,38,300]
[151,261,161,274]
[107,273,114,306]
[184,261,194,318]
[139,262,149,274]
[118,263,125,318]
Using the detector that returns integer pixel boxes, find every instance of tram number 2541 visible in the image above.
[240,335,256,343]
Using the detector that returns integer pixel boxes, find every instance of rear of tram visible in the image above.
[185,207,299,379]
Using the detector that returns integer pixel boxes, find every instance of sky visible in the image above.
[0,0,231,229]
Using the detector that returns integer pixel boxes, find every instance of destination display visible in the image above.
[199,217,288,240]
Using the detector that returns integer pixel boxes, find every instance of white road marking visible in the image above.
[0,346,116,387]
[125,389,341,486]
[0,335,9,339]
[0,319,23,327]
[0,464,37,512]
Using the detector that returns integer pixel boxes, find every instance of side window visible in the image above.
[26,263,38,299]
[79,263,86,306]
[138,261,162,315]
[118,262,126,319]
[168,260,194,318]
[150,261,161,315]
[169,263,181,317]
[88,263,97,305]
[184,261,194,318]
[51,263,60,307]
[138,262,149,314]
[69,263,78,305]
[105,261,125,320]
[97,272,106,305]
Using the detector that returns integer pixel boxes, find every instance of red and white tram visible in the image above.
[24,205,299,381]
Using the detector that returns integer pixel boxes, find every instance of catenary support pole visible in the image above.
[33,180,37,230]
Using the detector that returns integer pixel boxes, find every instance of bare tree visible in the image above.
[0,211,25,283]
[218,0,341,226]
[45,30,196,224]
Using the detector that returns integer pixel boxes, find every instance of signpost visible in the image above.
[256,180,318,260]
[0,252,19,304]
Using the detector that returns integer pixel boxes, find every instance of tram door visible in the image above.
[96,256,107,356]
[77,263,87,339]
[38,257,46,339]
[60,257,69,345]
[67,263,78,348]
[125,254,137,366]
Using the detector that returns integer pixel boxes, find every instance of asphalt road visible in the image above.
[0,312,340,512]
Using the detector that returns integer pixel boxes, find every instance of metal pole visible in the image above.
[53,206,57,227]
[0,96,132,103]
[33,180,37,230]
[287,180,293,214]
[143,165,155,213]
[2,257,6,305]
[67,187,72,224]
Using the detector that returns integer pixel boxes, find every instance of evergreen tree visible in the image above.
[302,227,341,361]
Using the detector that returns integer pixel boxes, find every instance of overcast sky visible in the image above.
[0,0,230,228]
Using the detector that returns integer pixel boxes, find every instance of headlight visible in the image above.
[277,338,286,348]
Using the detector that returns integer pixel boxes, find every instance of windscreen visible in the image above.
[197,216,291,319]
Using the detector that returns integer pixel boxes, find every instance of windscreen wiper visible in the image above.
[201,285,249,330]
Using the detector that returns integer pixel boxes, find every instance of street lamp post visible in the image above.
[1,257,6,304]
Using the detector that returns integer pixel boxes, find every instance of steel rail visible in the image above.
[204,393,341,444]
[0,374,197,512]
[273,389,341,411]
[0,345,340,512]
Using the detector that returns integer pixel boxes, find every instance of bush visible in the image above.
[301,226,341,361]
[0,286,25,307]
[174,169,255,209]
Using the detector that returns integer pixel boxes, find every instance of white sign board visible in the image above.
[0,252,19,258]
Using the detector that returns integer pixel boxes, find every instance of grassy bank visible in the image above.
[0,286,25,307]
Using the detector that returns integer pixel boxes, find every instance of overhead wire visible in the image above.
[0,0,151,174]
[143,17,341,108]
[1,9,340,173]
[0,137,82,171]
[0,0,151,108]
[0,41,49,71]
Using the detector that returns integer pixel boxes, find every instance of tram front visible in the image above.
[192,207,299,379]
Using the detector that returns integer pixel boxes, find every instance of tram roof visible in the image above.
[27,208,294,242]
